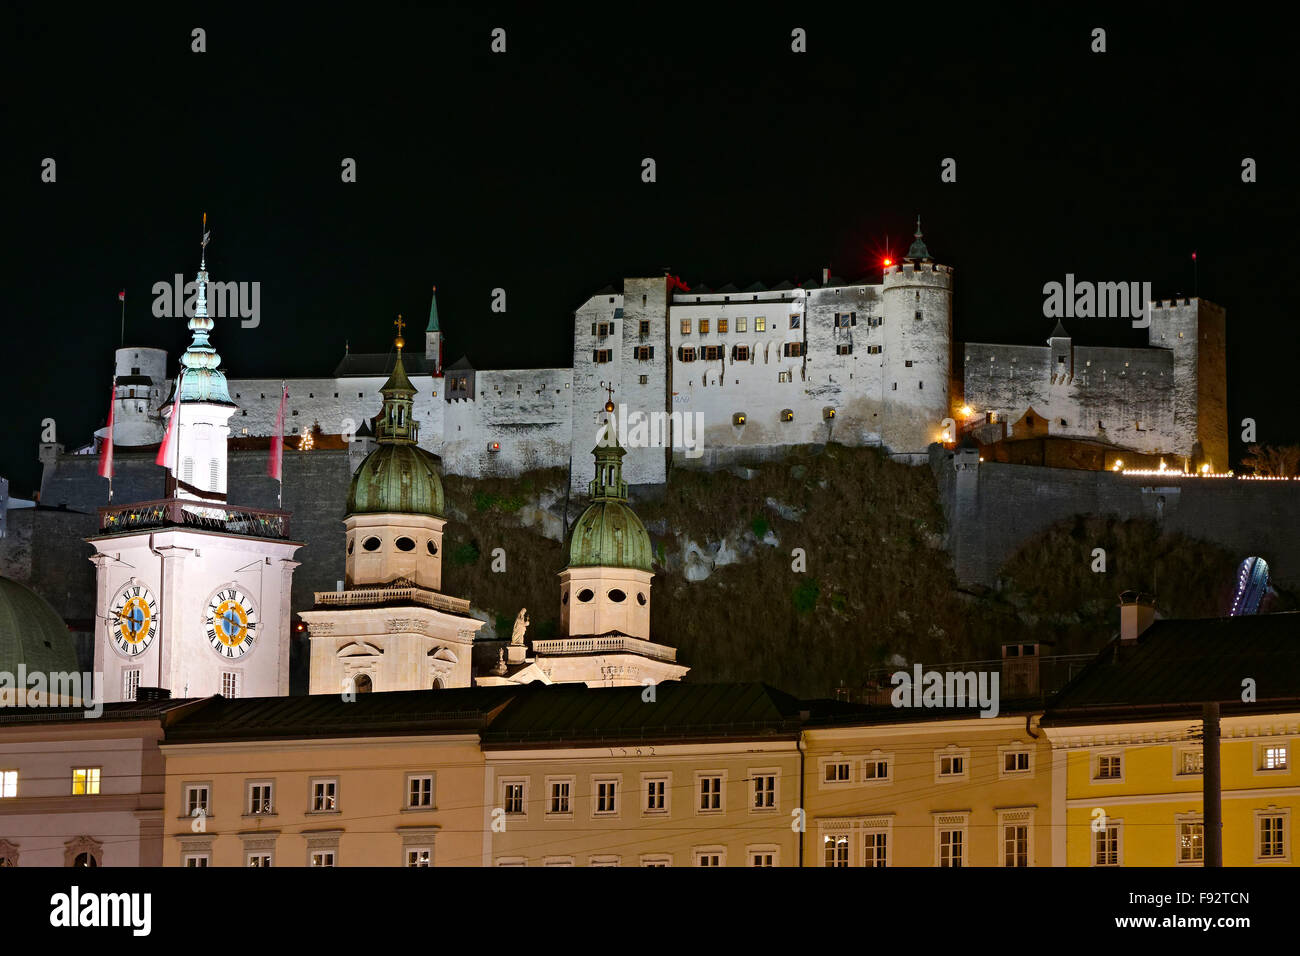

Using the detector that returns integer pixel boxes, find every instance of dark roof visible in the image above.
[692,283,713,294]
[481,682,803,747]
[798,696,1041,728]
[770,280,795,291]
[164,687,520,743]
[743,281,767,293]
[0,697,204,726]
[715,283,739,293]
[1049,320,1070,339]
[334,352,439,378]
[1042,613,1300,726]
[446,355,474,371]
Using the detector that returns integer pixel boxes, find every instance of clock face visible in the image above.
[110,583,158,657]
[205,587,259,659]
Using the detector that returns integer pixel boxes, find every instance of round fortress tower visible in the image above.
[105,346,168,447]
[880,219,953,456]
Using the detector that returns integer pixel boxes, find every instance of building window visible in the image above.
[732,345,750,361]
[311,779,338,812]
[221,671,239,698]
[592,349,612,363]
[247,782,274,815]
[783,342,803,358]
[1003,751,1031,774]
[937,752,967,779]
[678,346,697,362]
[185,784,210,817]
[1261,744,1289,771]
[638,375,648,385]
[823,833,849,867]
[594,780,618,814]
[755,317,766,332]
[407,774,434,808]
[836,344,852,355]
[1178,818,1204,864]
[1257,811,1288,861]
[789,315,800,329]
[752,773,776,810]
[778,371,792,383]
[123,669,140,701]
[1000,808,1034,867]
[863,757,890,782]
[640,855,672,867]
[183,854,210,868]
[699,319,710,334]
[681,319,691,334]
[904,360,913,367]
[748,847,777,866]
[1094,825,1120,867]
[701,346,724,361]
[248,853,273,867]
[698,774,723,812]
[310,851,336,867]
[639,320,650,336]
[823,761,850,783]
[914,310,923,321]
[0,770,16,799]
[1178,748,1204,776]
[589,855,621,867]
[863,831,888,867]
[503,781,525,815]
[633,345,654,361]
[72,768,100,795]
[1096,753,1123,780]
[645,777,667,813]
[867,345,881,354]
[737,317,748,332]
[717,319,728,333]
[939,828,964,867]
[406,848,432,867]
[694,848,725,867]
[548,780,569,816]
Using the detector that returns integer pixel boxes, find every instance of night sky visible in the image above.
[5,5,1296,495]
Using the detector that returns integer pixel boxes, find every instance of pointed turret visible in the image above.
[175,214,233,405]
[425,286,444,373]
[376,315,418,444]
[905,215,932,263]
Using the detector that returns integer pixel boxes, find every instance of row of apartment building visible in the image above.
[1,611,1296,867]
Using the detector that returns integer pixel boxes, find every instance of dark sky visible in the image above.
[5,5,1296,495]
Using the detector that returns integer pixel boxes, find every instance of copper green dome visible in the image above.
[347,442,445,516]
[0,576,79,676]
[566,427,653,572]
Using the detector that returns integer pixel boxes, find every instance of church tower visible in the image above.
[425,286,443,376]
[300,317,485,693]
[88,221,302,702]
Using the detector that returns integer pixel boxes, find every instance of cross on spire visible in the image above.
[394,314,406,350]
[600,380,616,413]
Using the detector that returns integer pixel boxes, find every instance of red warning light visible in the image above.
[882,258,893,267]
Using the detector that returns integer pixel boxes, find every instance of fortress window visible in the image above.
[789,315,800,329]
[718,319,728,333]
[892,382,897,391]
[608,589,627,603]
[836,344,852,355]
[699,320,710,334]
[732,346,751,361]
[915,311,923,321]
[396,537,416,552]
[427,540,438,556]
[363,537,381,552]
[681,319,691,334]
[639,375,648,385]
[835,313,852,328]
[334,393,339,398]
[905,360,913,368]
[780,409,794,422]
[755,317,766,332]
[347,538,354,555]
[637,592,647,606]
[639,320,650,336]
[562,589,569,605]
[678,346,697,363]
[783,342,803,358]
[131,366,141,375]
[633,346,654,361]
[577,589,594,603]
[702,346,724,361]
[778,371,792,383]
[737,317,747,332]
[642,294,647,306]
[867,345,882,354]
[593,349,612,364]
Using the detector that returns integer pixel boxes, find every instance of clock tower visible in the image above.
[88,225,302,702]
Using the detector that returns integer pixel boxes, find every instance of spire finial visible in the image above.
[915,214,923,238]
[600,380,615,414]
[394,314,406,351]
[200,212,210,269]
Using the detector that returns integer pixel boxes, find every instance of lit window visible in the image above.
[680,319,691,334]
[823,833,849,867]
[1094,826,1119,866]
[1179,821,1204,863]
[503,782,524,815]
[717,318,728,333]
[755,317,766,332]
[1180,750,1204,775]
[1262,745,1289,771]
[736,317,747,332]
[0,770,16,799]
[72,768,100,795]
[699,319,710,334]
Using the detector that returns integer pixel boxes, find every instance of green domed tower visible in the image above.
[0,576,80,703]
[343,317,448,592]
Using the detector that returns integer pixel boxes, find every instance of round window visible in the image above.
[362,536,381,552]
[561,589,569,605]
[637,592,647,606]
[577,589,594,603]
[608,589,627,603]
[427,540,438,556]
[347,537,354,555]
[395,536,416,552]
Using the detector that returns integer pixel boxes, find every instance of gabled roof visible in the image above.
[743,281,767,293]
[0,697,204,726]
[715,283,739,293]
[446,355,475,371]
[333,352,439,378]
[769,280,796,291]
[1042,613,1300,726]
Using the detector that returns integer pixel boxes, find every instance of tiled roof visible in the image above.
[481,681,803,747]
[333,352,439,378]
[1042,613,1300,725]
[0,697,204,726]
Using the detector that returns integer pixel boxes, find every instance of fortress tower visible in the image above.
[880,220,954,456]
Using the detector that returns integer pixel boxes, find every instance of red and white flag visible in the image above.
[155,385,182,468]
[268,383,287,480]
[118,289,125,302]
[98,380,116,479]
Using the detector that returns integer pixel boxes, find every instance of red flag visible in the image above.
[98,380,116,479]
[155,387,182,467]
[268,383,287,480]
[118,289,125,302]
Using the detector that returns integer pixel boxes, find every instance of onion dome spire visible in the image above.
[905,215,932,262]
[176,213,233,404]
[376,315,418,443]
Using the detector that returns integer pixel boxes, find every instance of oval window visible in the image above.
[577,588,594,603]
[561,589,569,605]
[347,537,355,555]
[637,592,647,606]
[396,536,416,552]
[608,589,627,603]
[427,540,439,556]
[362,536,381,552]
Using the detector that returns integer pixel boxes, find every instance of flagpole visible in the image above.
[107,376,116,503]
[279,381,285,509]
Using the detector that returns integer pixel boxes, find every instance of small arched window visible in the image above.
[353,674,373,694]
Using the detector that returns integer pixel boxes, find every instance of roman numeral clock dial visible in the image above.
[109,583,159,657]
[205,587,259,659]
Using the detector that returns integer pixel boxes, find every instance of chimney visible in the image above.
[1119,590,1156,642]
[135,686,171,701]
[822,267,830,284]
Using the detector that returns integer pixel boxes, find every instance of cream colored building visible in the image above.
[801,707,1058,867]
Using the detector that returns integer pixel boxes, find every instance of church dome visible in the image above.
[0,577,79,676]
[347,442,445,517]
[568,498,654,572]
